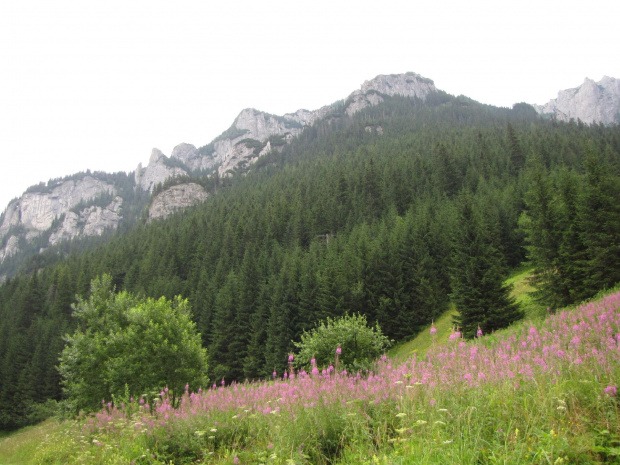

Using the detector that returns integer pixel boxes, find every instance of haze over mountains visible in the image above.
[0,73,618,280]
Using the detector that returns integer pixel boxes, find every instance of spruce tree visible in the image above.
[450,194,522,338]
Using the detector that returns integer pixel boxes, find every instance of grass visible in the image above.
[0,418,60,465]
[388,304,457,362]
[389,267,543,361]
[4,271,619,464]
[505,266,546,319]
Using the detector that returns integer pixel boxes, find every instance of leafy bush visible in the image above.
[58,275,208,414]
[294,313,390,372]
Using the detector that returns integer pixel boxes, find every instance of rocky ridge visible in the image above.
[4,71,616,272]
[534,76,620,125]
[135,72,437,188]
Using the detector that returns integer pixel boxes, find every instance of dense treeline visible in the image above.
[1,93,620,429]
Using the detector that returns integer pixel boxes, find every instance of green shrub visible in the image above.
[294,313,390,372]
[58,275,208,414]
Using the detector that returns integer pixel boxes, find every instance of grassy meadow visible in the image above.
[1,278,619,464]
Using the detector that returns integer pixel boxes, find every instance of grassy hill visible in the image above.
[389,267,545,362]
[3,283,618,464]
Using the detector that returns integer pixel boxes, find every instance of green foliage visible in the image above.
[294,313,391,372]
[450,194,523,338]
[57,275,208,414]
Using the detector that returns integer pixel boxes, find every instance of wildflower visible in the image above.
[272,370,277,378]
[395,412,407,418]
[604,385,617,396]
[336,346,342,355]
[477,326,483,337]
[430,321,437,335]
[430,398,437,406]
[233,457,239,464]
[288,353,294,363]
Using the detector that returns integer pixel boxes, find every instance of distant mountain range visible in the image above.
[1,73,618,279]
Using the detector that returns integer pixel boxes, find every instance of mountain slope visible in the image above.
[0,73,436,280]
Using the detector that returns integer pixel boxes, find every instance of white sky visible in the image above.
[1,0,619,212]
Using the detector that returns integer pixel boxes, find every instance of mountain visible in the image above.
[1,69,620,431]
[0,73,436,278]
[1,72,617,281]
[534,76,620,124]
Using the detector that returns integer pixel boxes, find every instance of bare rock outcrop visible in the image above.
[148,183,208,221]
[135,148,188,192]
[48,197,123,245]
[0,176,116,238]
[0,176,118,263]
[534,76,620,125]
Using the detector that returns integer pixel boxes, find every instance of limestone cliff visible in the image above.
[135,148,189,192]
[148,183,209,221]
[48,197,123,246]
[534,76,620,125]
[0,175,121,264]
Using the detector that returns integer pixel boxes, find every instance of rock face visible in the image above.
[135,148,189,192]
[0,176,121,263]
[534,76,620,125]
[170,143,206,171]
[0,176,115,237]
[0,235,19,263]
[48,197,123,245]
[148,183,208,220]
[346,72,436,116]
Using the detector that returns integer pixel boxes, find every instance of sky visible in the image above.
[1,0,619,212]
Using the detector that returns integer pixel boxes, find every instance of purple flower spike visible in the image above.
[336,347,342,355]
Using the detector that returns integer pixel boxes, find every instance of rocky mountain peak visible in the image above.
[361,72,436,99]
[534,76,620,125]
[149,148,165,164]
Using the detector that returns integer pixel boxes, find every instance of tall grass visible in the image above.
[29,290,619,464]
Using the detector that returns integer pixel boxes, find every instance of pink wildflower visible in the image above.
[336,346,342,355]
[477,326,483,337]
[272,370,277,378]
[288,354,294,363]
[605,385,617,396]
[430,322,437,335]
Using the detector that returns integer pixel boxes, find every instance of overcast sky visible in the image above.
[1,0,619,212]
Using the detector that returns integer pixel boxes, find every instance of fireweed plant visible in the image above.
[35,292,619,464]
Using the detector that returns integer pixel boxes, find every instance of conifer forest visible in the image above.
[1,91,620,431]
